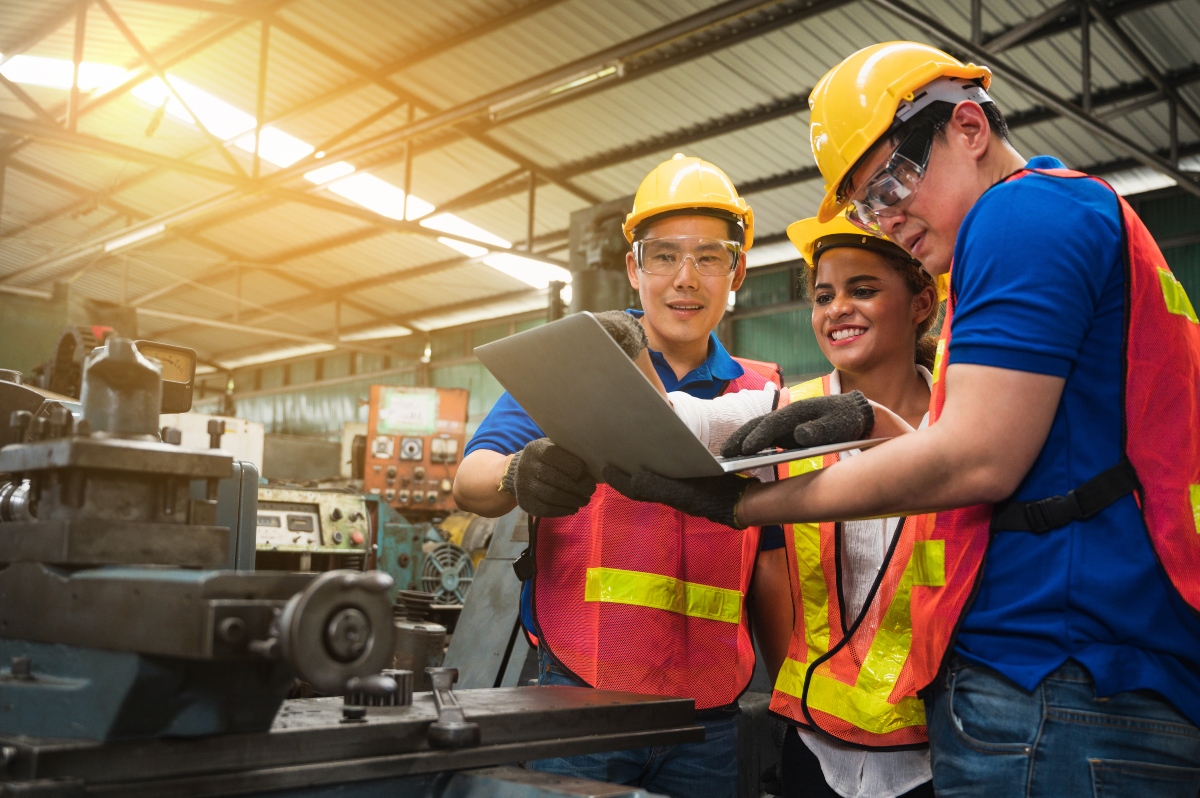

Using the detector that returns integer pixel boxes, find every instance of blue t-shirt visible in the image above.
[465,310,785,632]
[948,156,1200,725]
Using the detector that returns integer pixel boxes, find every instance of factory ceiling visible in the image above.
[0,0,1197,373]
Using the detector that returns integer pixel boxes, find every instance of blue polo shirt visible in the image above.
[947,156,1200,726]
[465,310,785,632]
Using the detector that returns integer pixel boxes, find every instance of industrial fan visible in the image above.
[420,542,475,604]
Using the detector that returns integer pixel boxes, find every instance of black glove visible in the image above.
[593,310,649,360]
[720,390,874,458]
[501,438,596,517]
[603,466,752,529]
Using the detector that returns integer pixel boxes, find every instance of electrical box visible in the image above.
[363,386,468,517]
[254,487,371,572]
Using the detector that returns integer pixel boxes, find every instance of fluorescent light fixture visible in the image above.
[339,324,413,341]
[0,54,128,92]
[217,343,336,371]
[421,213,510,247]
[304,160,356,185]
[195,364,218,375]
[488,64,619,121]
[233,127,314,168]
[327,173,434,220]
[550,65,617,96]
[437,237,489,258]
[104,223,166,252]
[483,252,572,289]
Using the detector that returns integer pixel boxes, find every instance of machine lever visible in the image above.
[426,667,481,749]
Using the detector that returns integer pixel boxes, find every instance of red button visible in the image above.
[351,531,364,545]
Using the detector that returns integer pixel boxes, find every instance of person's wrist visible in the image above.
[734,481,762,528]
[499,453,518,495]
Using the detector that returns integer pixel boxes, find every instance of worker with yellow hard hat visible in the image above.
[454,154,787,798]
[606,42,1200,796]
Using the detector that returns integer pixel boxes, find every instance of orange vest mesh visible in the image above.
[769,375,929,748]
[533,356,782,709]
[909,168,1200,692]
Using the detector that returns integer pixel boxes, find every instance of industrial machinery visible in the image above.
[255,486,372,572]
[0,340,702,797]
[363,385,467,516]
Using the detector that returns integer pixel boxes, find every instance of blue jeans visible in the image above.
[927,655,1200,797]
[527,648,739,798]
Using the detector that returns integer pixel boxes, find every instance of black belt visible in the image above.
[990,459,1140,534]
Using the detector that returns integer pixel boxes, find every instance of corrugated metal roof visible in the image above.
[0,0,1195,371]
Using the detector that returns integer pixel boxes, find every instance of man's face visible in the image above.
[625,215,746,348]
[843,103,992,276]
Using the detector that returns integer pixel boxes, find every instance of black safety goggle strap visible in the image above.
[990,458,1141,534]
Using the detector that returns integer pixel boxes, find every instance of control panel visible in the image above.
[255,487,371,570]
[363,386,468,516]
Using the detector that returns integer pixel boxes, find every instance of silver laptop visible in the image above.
[474,312,885,481]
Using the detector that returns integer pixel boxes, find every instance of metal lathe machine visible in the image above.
[0,338,699,797]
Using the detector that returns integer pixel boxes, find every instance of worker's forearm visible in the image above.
[750,547,793,684]
[738,364,1064,527]
[452,450,518,517]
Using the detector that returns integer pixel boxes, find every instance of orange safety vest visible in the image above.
[908,168,1200,693]
[532,357,783,710]
[768,375,934,749]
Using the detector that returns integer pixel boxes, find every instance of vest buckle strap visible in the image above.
[991,459,1141,534]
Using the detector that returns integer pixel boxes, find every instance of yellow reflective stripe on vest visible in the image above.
[787,378,827,478]
[775,527,929,736]
[1159,267,1199,323]
[911,539,946,587]
[786,378,831,664]
[807,673,927,735]
[584,567,742,624]
[1190,485,1200,535]
[932,338,947,385]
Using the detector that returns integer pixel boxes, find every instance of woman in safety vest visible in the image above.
[612,212,942,798]
[770,213,939,798]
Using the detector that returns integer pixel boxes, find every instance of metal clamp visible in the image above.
[426,667,481,749]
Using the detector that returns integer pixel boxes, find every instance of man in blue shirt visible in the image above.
[610,44,1200,796]
[453,155,790,798]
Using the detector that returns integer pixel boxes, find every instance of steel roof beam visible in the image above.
[7,0,849,292]
[0,0,293,155]
[868,0,1199,197]
[265,14,599,206]
[981,0,1173,53]
[0,0,571,248]
[1085,0,1200,137]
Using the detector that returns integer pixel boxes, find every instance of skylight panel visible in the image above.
[0,55,128,92]
[483,252,572,289]
[218,343,336,370]
[437,237,489,258]
[326,173,432,220]
[233,127,314,167]
[420,214,510,247]
[304,161,356,185]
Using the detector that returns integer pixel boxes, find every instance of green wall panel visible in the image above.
[732,308,830,383]
[0,291,67,376]
[737,269,792,309]
[429,362,506,435]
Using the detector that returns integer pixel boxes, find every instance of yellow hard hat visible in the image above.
[787,210,947,300]
[809,41,992,223]
[787,211,909,268]
[623,154,755,249]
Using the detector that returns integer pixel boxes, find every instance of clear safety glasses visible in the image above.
[633,236,741,277]
[840,126,936,234]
